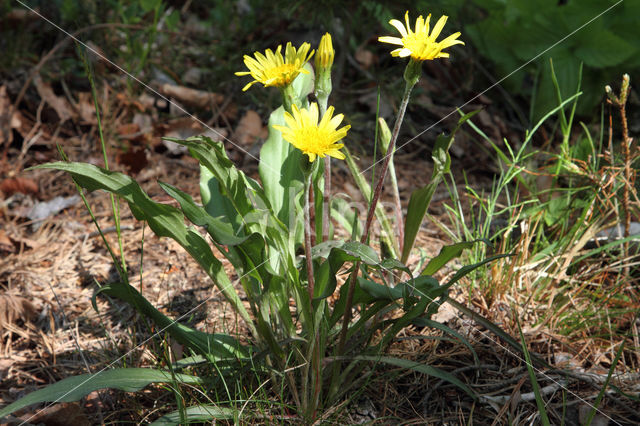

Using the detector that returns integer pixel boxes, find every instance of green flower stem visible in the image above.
[282,84,298,114]
[318,101,332,243]
[302,160,316,300]
[316,82,332,243]
[379,121,404,253]
[322,157,331,243]
[337,76,416,358]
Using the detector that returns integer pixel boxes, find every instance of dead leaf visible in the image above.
[0,229,15,253]
[355,48,376,69]
[116,147,148,174]
[74,92,97,124]
[0,177,39,196]
[117,122,140,136]
[158,83,224,109]
[21,402,91,426]
[0,293,38,334]
[33,75,75,123]
[233,110,266,145]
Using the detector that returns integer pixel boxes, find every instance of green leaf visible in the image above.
[575,29,637,68]
[353,356,475,399]
[150,404,236,425]
[312,241,380,300]
[401,110,479,263]
[159,181,247,246]
[421,239,491,277]
[94,281,248,360]
[517,321,551,426]
[0,369,201,419]
[139,0,162,13]
[32,162,256,337]
[359,275,441,302]
[260,106,304,230]
[199,165,244,234]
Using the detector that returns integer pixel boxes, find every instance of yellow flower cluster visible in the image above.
[273,103,349,163]
[235,42,314,91]
[236,10,462,162]
[379,11,464,61]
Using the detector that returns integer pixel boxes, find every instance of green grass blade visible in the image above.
[150,404,236,425]
[353,355,475,399]
[0,369,202,419]
[584,341,625,426]
[517,321,551,426]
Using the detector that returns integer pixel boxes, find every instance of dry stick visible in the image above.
[337,81,414,355]
[608,75,633,277]
[618,83,632,255]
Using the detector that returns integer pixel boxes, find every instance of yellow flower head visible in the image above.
[273,103,350,162]
[315,32,334,69]
[236,42,315,91]
[378,11,464,61]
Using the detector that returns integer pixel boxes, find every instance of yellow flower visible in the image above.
[315,32,334,69]
[273,103,350,162]
[378,11,464,61]
[236,42,315,91]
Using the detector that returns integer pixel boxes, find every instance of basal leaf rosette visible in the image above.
[273,103,350,163]
[378,11,464,62]
[236,42,315,91]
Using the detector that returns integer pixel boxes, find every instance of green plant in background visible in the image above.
[0,9,503,424]
[465,0,640,122]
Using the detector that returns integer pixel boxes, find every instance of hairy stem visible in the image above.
[304,171,315,299]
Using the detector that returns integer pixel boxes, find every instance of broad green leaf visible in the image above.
[168,136,261,234]
[352,356,475,398]
[260,106,304,230]
[33,162,256,337]
[359,276,441,302]
[94,282,248,360]
[159,181,247,246]
[140,0,162,13]
[444,253,511,286]
[330,196,363,238]
[0,369,201,418]
[312,241,380,300]
[401,111,479,263]
[575,29,636,68]
[159,181,271,284]
[199,165,244,233]
[421,239,490,277]
[150,404,236,425]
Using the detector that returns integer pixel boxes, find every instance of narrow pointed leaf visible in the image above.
[0,369,202,419]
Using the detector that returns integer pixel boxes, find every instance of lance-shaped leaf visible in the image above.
[0,369,202,419]
[32,162,256,337]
